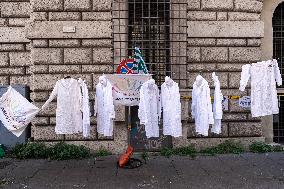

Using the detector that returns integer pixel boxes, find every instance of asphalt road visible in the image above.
[1,152,284,189]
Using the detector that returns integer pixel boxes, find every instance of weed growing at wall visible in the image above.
[200,140,245,155]
[10,142,94,160]
[94,148,112,157]
[249,142,284,153]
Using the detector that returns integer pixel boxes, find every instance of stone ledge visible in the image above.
[0,27,29,42]
[26,21,112,39]
[187,21,264,38]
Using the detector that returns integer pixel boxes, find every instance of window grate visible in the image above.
[273,3,284,84]
[112,0,187,87]
[273,3,284,144]
[273,95,284,143]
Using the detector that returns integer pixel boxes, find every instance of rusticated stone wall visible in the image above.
[173,0,266,149]
[0,0,31,86]
[0,0,274,153]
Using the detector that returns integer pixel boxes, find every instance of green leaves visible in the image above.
[249,142,284,153]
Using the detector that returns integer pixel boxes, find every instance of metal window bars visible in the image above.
[273,3,284,144]
[112,0,187,87]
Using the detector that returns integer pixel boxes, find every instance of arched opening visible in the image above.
[272,2,284,143]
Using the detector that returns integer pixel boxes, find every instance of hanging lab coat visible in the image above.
[138,79,161,138]
[212,72,223,134]
[161,77,182,137]
[239,59,282,117]
[42,78,83,134]
[78,78,90,138]
[94,75,115,137]
[191,76,214,136]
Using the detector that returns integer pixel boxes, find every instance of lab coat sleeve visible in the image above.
[239,64,251,91]
[107,83,115,119]
[191,90,196,119]
[176,86,182,120]
[274,60,282,86]
[138,86,146,124]
[42,81,58,110]
[207,87,214,125]
[157,90,162,123]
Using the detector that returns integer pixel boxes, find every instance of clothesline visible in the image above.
[180,94,284,101]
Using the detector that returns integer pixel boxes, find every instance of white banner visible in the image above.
[106,74,152,106]
[0,87,40,137]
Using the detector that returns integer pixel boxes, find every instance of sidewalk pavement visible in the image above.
[1,152,284,189]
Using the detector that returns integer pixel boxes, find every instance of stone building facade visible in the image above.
[0,0,283,154]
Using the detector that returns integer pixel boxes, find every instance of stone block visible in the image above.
[26,21,112,39]
[93,48,112,63]
[0,53,9,67]
[1,2,31,18]
[2,41,19,52]
[187,137,265,150]
[216,63,243,71]
[82,39,112,47]
[187,47,200,62]
[49,39,80,47]
[64,0,91,11]
[234,0,263,13]
[28,65,49,74]
[229,122,262,137]
[8,18,28,27]
[31,0,63,11]
[187,63,217,72]
[49,12,81,21]
[201,0,233,10]
[10,76,31,86]
[217,12,227,21]
[31,117,49,126]
[49,65,81,74]
[0,19,7,26]
[0,44,25,51]
[228,12,260,21]
[93,0,111,11]
[222,113,247,121]
[187,0,201,10]
[187,72,228,88]
[82,12,111,21]
[247,38,261,46]
[26,43,31,51]
[31,12,48,21]
[0,27,29,43]
[30,91,49,101]
[201,47,228,62]
[188,38,216,46]
[187,21,264,38]
[32,40,48,47]
[32,74,63,90]
[65,126,97,140]
[229,47,261,62]
[187,11,216,21]
[82,65,113,73]
[9,52,31,66]
[32,48,63,65]
[228,72,242,88]
[32,126,64,141]
[216,39,246,46]
[187,122,229,137]
[0,68,25,75]
[64,48,92,64]
[0,76,9,85]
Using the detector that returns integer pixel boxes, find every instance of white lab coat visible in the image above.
[78,78,90,138]
[94,75,115,137]
[161,77,182,137]
[191,75,214,136]
[239,59,282,117]
[42,78,83,134]
[138,79,161,138]
[212,72,223,134]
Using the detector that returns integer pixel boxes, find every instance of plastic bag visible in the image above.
[0,87,40,137]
